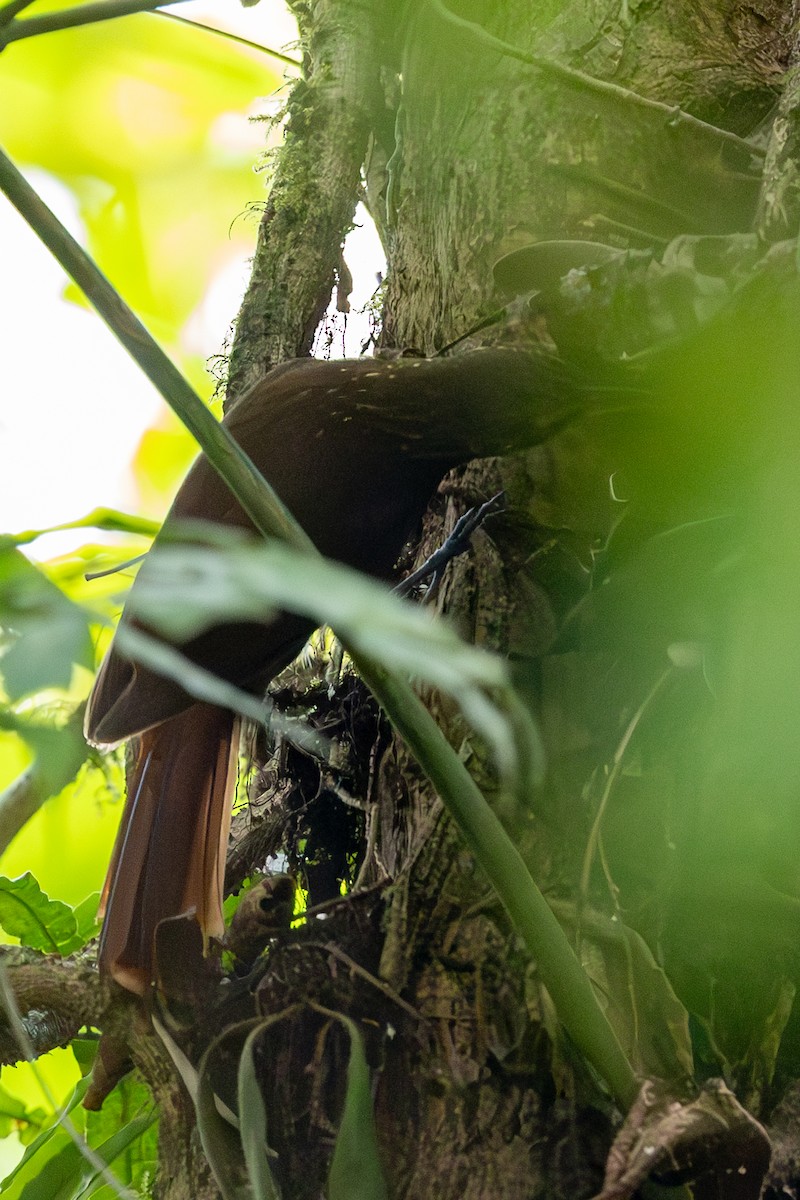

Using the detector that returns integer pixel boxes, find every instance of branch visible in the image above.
[0,0,191,45]
[0,0,33,27]
[0,948,114,1065]
[0,705,88,857]
[0,766,50,860]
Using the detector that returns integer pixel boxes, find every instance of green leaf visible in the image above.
[2,6,286,339]
[6,1114,152,1200]
[238,1027,280,1200]
[0,714,89,811]
[70,896,101,947]
[0,549,93,700]
[71,1110,157,1199]
[0,1066,154,1200]
[0,1081,47,1145]
[125,537,543,783]
[129,537,506,689]
[196,1023,258,1200]
[0,875,79,955]
[0,1077,89,1199]
[69,1040,98,1080]
[327,1017,387,1200]
[11,1137,86,1200]
[550,901,694,1086]
[115,626,327,759]
[83,1071,155,1153]
[7,509,159,551]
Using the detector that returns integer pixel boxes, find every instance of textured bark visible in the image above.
[355,1,796,1196]
[224,0,382,401]
[48,2,800,1198]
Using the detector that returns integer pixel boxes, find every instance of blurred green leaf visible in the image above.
[72,1110,156,1199]
[16,1137,89,1200]
[1,4,286,335]
[0,548,93,701]
[70,895,101,946]
[83,1069,155,1154]
[238,1026,280,1200]
[116,625,328,757]
[0,874,81,954]
[0,755,122,911]
[126,537,505,689]
[0,1076,89,1199]
[6,510,159,551]
[551,901,694,1086]
[5,1114,152,1200]
[0,1081,48,1146]
[123,536,542,782]
[0,711,89,813]
[0,1060,154,1200]
[68,1040,97,1081]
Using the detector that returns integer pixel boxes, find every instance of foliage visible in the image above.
[0,0,291,1183]
[0,1069,157,1200]
[2,0,800,1197]
[1,0,285,336]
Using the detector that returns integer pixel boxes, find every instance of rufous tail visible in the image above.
[98,703,238,994]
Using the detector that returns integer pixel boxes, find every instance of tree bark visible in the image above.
[32,2,796,1198]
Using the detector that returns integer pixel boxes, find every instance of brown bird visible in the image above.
[85,346,583,993]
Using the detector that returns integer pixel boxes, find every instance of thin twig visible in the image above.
[0,963,146,1200]
[0,0,190,43]
[296,942,426,1023]
[580,667,674,900]
[158,10,301,68]
[0,766,46,857]
[0,0,33,28]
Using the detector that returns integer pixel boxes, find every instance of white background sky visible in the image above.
[0,0,384,559]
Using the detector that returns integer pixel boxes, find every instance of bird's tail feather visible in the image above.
[98,703,238,994]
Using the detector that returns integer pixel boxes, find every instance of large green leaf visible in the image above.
[0,874,82,955]
[196,1022,258,1200]
[0,548,93,701]
[0,1063,155,1200]
[0,1077,89,1199]
[122,536,542,782]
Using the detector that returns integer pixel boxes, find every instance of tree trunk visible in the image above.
[132,1,800,1196]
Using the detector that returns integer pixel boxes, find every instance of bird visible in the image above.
[85,344,585,993]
